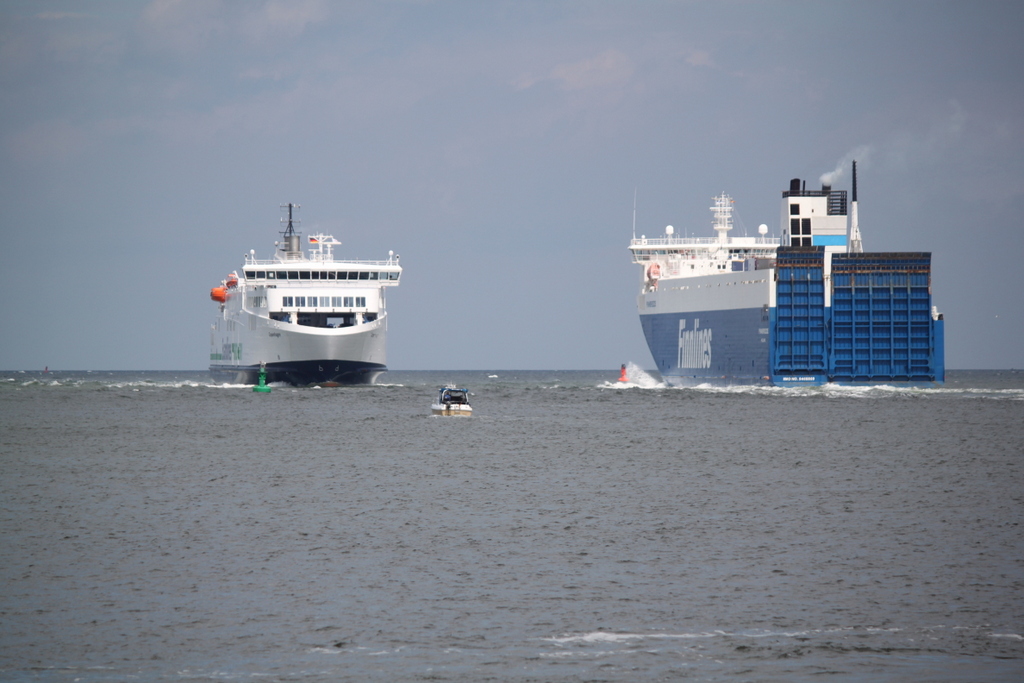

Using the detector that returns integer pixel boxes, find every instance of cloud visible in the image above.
[4,119,90,166]
[924,99,967,154]
[239,0,329,41]
[140,0,228,53]
[140,0,328,53]
[35,12,91,20]
[883,99,968,172]
[684,49,713,67]
[515,49,634,91]
[551,49,633,90]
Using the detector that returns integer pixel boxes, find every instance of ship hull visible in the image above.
[635,251,944,387]
[210,302,390,387]
[210,359,385,386]
[639,270,772,386]
[640,306,770,386]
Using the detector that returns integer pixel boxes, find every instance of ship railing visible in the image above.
[244,257,400,267]
[631,236,719,246]
[630,236,781,247]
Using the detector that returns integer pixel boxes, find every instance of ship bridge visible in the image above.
[630,194,779,288]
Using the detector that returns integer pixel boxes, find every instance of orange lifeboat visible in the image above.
[210,286,228,303]
[225,273,239,288]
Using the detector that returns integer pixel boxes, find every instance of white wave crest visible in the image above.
[599,362,665,389]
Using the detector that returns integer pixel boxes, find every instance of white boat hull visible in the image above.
[431,403,473,416]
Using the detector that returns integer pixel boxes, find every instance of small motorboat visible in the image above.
[431,386,472,416]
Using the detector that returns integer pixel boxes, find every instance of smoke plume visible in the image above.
[820,144,873,186]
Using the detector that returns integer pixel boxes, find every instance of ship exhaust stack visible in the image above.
[848,161,863,253]
[280,203,303,261]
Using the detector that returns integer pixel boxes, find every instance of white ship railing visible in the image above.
[243,257,399,267]
[630,236,781,247]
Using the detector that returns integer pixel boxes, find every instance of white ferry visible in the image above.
[209,204,402,386]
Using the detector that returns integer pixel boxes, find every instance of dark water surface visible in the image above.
[2,368,1023,681]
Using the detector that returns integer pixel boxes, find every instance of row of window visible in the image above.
[280,296,367,308]
[244,270,399,281]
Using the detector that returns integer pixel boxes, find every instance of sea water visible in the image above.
[1,368,1022,682]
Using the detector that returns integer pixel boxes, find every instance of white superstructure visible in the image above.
[629,193,780,300]
[209,204,402,385]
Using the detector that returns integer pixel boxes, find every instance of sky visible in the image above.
[1,0,1022,371]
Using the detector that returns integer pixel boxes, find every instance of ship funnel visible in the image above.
[852,160,858,202]
[279,203,302,260]
[822,183,831,194]
[789,178,801,193]
[285,234,300,256]
[849,160,863,253]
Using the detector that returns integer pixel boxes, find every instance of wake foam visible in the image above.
[599,362,666,389]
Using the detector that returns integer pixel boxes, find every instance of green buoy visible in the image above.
[253,362,271,393]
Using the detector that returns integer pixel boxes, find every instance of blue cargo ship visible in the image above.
[630,163,944,386]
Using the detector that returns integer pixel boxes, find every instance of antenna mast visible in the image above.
[711,193,734,244]
[632,188,637,240]
[280,203,301,238]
